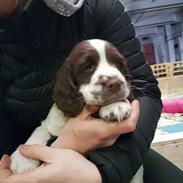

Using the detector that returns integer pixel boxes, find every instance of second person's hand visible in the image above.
[0,145,102,183]
[52,100,140,154]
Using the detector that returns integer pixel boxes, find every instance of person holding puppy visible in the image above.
[0,0,182,183]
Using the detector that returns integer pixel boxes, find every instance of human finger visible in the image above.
[127,99,140,126]
[0,154,10,169]
[130,100,140,118]
[77,105,100,119]
[0,154,12,179]
[18,144,55,163]
[117,100,140,133]
[0,150,50,182]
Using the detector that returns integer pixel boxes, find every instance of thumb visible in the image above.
[78,105,100,119]
[0,155,11,178]
[117,100,140,134]
[107,100,140,135]
[130,100,140,119]
[0,154,10,169]
[18,144,55,163]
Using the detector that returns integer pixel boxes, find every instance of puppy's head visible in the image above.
[54,39,130,117]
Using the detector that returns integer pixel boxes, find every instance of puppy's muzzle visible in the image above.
[100,76,123,93]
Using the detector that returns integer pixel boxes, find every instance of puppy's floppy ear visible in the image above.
[53,57,85,117]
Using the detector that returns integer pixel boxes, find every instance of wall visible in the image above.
[122,0,183,64]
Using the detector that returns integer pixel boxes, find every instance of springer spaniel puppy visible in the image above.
[10,39,143,183]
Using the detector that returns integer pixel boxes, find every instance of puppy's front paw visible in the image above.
[99,102,132,122]
[10,150,40,173]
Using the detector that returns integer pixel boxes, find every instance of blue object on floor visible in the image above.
[160,123,183,133]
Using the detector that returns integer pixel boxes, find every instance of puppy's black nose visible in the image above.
[103,77,122,91]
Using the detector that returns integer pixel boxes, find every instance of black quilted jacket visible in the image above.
[0,0,162,182]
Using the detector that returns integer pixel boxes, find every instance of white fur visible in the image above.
[42,104,69,136]
[10,150,40,173]
[10,125,51,172]
[79,40,129,105]
[10,104,69,173]
[131,166,144,183]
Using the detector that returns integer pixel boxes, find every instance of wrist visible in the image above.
[52,139,86,154]
[52,134,90,154]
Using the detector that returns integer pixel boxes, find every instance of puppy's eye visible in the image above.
[82,62,95,71]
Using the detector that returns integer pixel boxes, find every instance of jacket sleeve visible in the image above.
[0,76,19,157]
[0,18,18,157]
[0,17,30,157]
[87,0,162,182]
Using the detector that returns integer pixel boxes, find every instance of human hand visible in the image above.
[52,100,140,154]
[0,145,102,183]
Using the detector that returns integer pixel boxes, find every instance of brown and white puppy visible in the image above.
[54,39,131,121]
[10,39,143,183]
